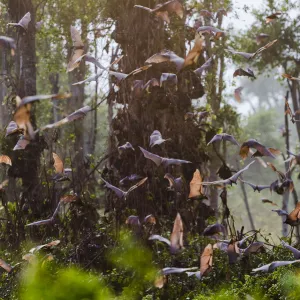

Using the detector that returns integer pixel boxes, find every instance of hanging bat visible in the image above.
[145,50,185,72]
[282,74,300,81]
[234,87,243,102]
[239,139,281,159]
[52,153,72,182]
[150,130,170,147]
[0,36,16,55]
[100,177,148,200]
[266,12,282,24]
[252,260,300,273]
[203,223,226,236]
[256,33,270,45]
[149,213,184,254]
[134,0,184,24]
[197,26,225,39]
[233,68,256,79]
[164,173,183,193]
[67,26,85,72]
[228,39,277,60]
[8,12,31,31]
[118,142,135,152]
[201,160,255,186]
[281,240,300,259]
[194,56,213,77]
[187,244,213,279]
[207,133,239,146]
[139,146,192,167]
[26,202,61,227]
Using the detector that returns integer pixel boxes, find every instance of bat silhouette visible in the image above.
[281,240,300,258]
[252,260,300,273]
[233,68,256,78]
[164,173,183,193]
[139,146,192,167]
[201,161,255,186]
[194,57,213,77]
[0,36,16,55]
[150,130,170,147]
[272,203,300,226]
[187,244,213,279]
[207,133,239,146]
[149,213,184,254]
[134,0,183,24]
[228,39,277,60]
[8,12,31,31]
[239,139,280,159]
[261,199,278,206]
[101,177,148,200]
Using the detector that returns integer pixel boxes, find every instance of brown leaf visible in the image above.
[189,169,203,198]
[200,244,213,276]
[266,12,282,23]
[53,153,64,174]
[170,213,184,253]
[0,155,12,166]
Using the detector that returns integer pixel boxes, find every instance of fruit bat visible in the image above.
[150,130,170,147]
[233,68,256,79]
[8,12,31,31]
[207,133,239,146]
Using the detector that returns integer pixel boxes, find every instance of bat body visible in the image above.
[8,12,31,31]
[281,240,300,259]
[233,68,256,78]
[207,133,239,146]
[139,146,192,167]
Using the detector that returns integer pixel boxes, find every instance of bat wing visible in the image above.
[227,49,254,60]
[26,218,53,226]
[194,57,213,77]
[149,235,171,246]
[164,158,192,167]
[230,160,255,183]
[164,173,175,189]
[281,240,300,259]
[201,179,228,186]
[252,39,278,59]
[272,209,289,216]
[162,267,198,275]
[127,177,148,195]
[101,178,125,199]
[150,130,163,147]
[203,223,226,236]
[72,71,103,85]
[133,5,152,13]
[139,146,163,166]
[223,134,239,146]
[207,134,222,145]
[243,242,264,255]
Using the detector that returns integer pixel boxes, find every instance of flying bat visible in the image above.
[261,199,278,206]
[201,161,255,186]
[227,39,277,60]
[161,267,198,275]
[252,260,300,273]
[281,240,300,259]
[139,146,192,167]
[134,0,184,24]
[285,98,300,123]
[266,11,282,24]
[119,174,143,186]
[282,74,300,81]
[101,177,148,200]
[233,68,256,79]
[149,213,184,254]
[52,153,72,182]
[8,12,31,31]
[207,133,239,146]
[0,36,16,55]
[118,142,135,152]
[150,130,170,147]
[239,139,281,159]
[197,26,225,39]
[164,173,183,193]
